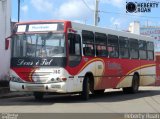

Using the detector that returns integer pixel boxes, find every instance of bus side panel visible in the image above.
[156,55,160,86]
[140,60,156,86]
[102,58,124,89]
[115,59,140,88]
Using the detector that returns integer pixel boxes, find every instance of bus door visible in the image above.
[94,59,105,90]
[68,32,82,91]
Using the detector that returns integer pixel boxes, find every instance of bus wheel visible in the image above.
[94,89,105,95]
[33,92,44,100]
[123,74,139,94]
[81,76,90,100]
[131,74,139,93]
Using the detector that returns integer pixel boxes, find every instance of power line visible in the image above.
[81,0,160,20]
[81,0,94,11]
[99,10,160,19]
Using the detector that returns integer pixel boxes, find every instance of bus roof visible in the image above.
[71,22,153,42]
[15,20,153,42]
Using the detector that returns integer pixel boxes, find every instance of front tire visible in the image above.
[81,76,90,100]
[131,74,139,93]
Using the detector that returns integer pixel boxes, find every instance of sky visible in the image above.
[11,0,160,31]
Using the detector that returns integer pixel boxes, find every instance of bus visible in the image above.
[7,20,160,100]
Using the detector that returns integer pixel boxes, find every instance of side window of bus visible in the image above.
[108,35,119,58]
[139,40,147,60]
[95,32,107,57]
[82,30,94,56]
[119,36,129,58]
[68,33,82,67]
[129,39,139,59]
[147,41,154,60]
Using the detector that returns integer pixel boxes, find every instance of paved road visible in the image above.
[0,87,160,113]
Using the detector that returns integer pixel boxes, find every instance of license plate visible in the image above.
[26,85,44,90]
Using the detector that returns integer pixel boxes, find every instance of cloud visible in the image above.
[110,17,126,29]
[110,17,120,25]
[54,0,94,19]
[21,5,28,13]
[73,20,85,24]
[30,0,53,12]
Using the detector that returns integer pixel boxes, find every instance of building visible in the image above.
[0,0,11,80]
[128,21,160,55]
[128,21,140,35]
[140,26,160,54]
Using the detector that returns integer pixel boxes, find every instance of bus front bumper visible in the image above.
[10,81,67,93]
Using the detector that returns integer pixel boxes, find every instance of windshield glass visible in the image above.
[12,33,66,57]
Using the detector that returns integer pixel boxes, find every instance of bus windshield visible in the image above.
[12,33,66,58]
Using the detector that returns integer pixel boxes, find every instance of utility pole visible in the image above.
[94,0,99,26]
[18,0,20,22]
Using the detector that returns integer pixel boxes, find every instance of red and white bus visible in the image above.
[8,20,160,100]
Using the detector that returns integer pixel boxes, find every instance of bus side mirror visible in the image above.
[5,38,10,50]
[5,34,15,50]
[5,36,12,50]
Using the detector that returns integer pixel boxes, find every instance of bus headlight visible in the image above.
[51,78,56,82]
[56,77,62,82]
[10,77,24,83]
[48,77,67,83]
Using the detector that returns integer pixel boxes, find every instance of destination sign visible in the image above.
[29,24,58,32]
[16,22,64,32]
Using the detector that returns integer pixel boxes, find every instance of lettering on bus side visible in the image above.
[106,62,123,75]
[107,62,122,70]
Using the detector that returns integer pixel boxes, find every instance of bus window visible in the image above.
[12,35,25,57]
[82,30,94,43]
[139,40,147,60]
[12,33,66,58]
[119,36,129,58]
[108,34,119,58]
[68,33,81,67]
[129,38,139,59]
[95,32,107,57]
[82,30,94,56]
[147,41,154,60]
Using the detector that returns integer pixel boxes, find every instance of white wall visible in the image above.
[0,0,11,80]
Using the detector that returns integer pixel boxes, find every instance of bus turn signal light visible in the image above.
[62,78,67,81]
